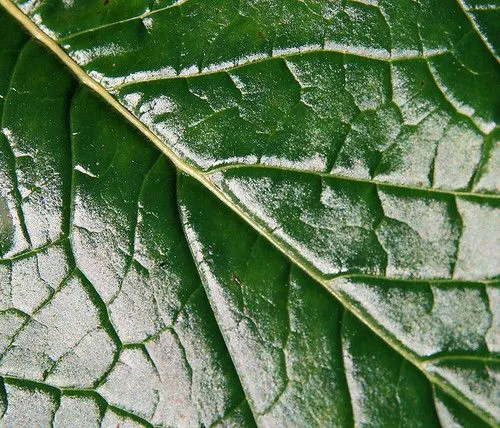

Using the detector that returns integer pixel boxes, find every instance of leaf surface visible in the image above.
[0,0,499,426]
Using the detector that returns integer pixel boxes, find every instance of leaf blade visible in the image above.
[0,1,499,426]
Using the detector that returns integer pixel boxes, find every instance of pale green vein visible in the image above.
[455,0,499,61]
[110,46,447,91]
[207,163,500,200]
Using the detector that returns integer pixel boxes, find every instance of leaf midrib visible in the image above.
[0,2,495,425]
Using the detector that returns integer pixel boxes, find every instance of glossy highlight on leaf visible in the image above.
[0,0,499,426]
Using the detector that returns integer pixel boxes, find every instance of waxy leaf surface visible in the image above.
[0,0,499,426]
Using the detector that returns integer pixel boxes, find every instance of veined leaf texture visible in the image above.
[0,0,498,426]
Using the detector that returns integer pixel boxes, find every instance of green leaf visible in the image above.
[0,0,498,426]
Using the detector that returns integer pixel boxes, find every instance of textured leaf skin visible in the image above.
[0,1,499,427]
